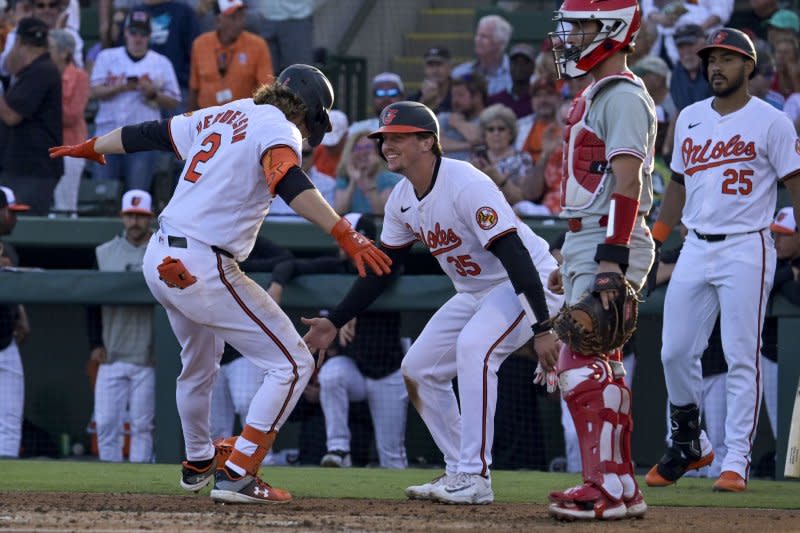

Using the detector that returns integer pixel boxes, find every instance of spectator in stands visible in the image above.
[531,46,558,88]
[408,46,452,114]
[188,0,272,111]
[669,23,711,113]
[0,17,62,215]
[0,2,15,53]
[348,72,404,135]
[751,48,785,109]
[0,186,29,458]
[437,72,486,161]
[1,0,83,74]
[90,9,180,192]
[333,129,399,216]
[517,78,563,216]
[487,43,535,119]
[641,0,732,69]
[728,0,779,43]
[87,190,155,463]
[471,103,528,207]
[247,0,314,72]
[49,28,87,216]
[764,9,799,50]
[773,37,799,99]
[312,109,347,180]
[632,55,676,157]
[114,0,196,110]
[267,213,408,469]
[452,14,511,96]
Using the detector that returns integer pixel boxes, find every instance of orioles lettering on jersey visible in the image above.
[196,109,249,143]
[406,222,463,256]
[681,134,756,176]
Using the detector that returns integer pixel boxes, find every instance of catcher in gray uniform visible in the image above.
[544,0,656,521]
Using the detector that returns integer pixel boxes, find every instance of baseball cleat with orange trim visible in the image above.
[210,467,292,504]
[712,471,746,492]
[646,447,714,487]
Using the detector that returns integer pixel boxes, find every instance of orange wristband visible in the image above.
[651,220,672,244]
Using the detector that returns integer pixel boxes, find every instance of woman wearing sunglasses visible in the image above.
[470,103,530,209]
[333,129,400,215]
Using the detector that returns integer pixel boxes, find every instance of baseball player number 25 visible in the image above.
[721,169,753,196]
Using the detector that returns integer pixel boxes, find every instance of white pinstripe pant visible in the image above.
[0,341,23,458]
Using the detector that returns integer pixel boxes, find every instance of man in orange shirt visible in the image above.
[188,0,272,111]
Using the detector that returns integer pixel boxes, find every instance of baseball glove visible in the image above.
[552,272,638,354]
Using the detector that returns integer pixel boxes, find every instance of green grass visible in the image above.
[1,461,798,509]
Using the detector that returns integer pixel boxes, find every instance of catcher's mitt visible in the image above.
[553,272,638,354]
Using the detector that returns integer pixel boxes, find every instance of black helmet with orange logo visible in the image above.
[698,27,758,79]
[368,101,439,141]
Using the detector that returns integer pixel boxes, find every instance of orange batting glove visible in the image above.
[49,137,106,165]
[330,217,392,277]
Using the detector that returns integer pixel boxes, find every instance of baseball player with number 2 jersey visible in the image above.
[647,28,800,493]
[49,65,391,505]
[303,101,563,505]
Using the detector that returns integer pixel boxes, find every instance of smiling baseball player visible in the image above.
[303,101,563,505]
[647,28,800,492]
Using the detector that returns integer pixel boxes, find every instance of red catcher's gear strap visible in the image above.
[605,193,639,246]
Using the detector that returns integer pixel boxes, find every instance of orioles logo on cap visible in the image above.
[383,108,398,125]
[777,211,788,223]
[132,196,142,206]
[476,206,498,230]
[712,30,728,44]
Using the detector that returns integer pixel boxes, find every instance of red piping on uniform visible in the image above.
[745,231,766,478]
[483,228,517,250]
[479,311,525,476]
[215,253,299,432]
[166,119,181,160]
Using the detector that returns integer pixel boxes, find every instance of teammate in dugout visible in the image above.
[646,28,800,493]
[544,0,656,520]
[49,64,392,505]
[303,100,564,505]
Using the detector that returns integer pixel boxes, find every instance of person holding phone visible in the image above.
[470,103,530,207]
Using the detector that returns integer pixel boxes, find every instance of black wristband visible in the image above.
[595,243,630,266]
[531,321,552,336]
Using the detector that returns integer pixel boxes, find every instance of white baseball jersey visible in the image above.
[162,99,302,261]
[381,157,552,294]
[671,96,800,234]
[91,46,181,136]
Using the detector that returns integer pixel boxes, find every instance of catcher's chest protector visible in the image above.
[561,73,644,210]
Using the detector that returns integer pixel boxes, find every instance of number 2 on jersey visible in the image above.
[447,254,481,277]
[721,168,753,195]
[184,132,222,183]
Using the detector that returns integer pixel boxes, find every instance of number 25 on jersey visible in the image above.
[721,168,753,196]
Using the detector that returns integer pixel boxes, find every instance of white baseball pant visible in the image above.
[209,356,265,441]
[318,355,408,468]
[0,341,23,458]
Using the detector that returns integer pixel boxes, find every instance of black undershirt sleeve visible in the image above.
[488,231,550,325]
[275,166,315,205]
[671,171,685,186]
[121,119,174,153]
[327,245,412,328]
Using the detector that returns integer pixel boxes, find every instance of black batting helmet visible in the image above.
[368,101,439,140]
[698,28,758,79]
[277,64,334,147]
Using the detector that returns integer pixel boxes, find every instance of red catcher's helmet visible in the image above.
[698,27,758,79]
[549,0,641,79]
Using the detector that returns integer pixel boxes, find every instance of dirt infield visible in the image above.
[1,493,799,532]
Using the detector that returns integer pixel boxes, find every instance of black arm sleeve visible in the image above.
[671,171,685,186]
[270,257,346,286]
[488,231,550,324]
[121,119,174,153]
[327,245,412,328]
[275,166,315,205]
